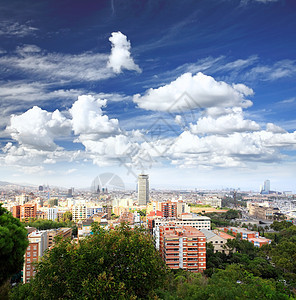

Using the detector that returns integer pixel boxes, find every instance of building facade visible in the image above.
[23,230,48,283]
[137,174,149,205]
[158,225,206,273]
[20,203,37,222]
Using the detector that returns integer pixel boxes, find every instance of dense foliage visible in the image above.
[157,265,292,299]
[205,209,241,228]
[0,204,28,286]
[24,218,77,236]
[11,223,168,299]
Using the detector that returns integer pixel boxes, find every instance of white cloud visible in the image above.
[0,21,38,37]
[0,48,113,82]
[245,60,296,81]
[266,123,286,133]
[0,81,85,102]
[107,31,141,74]
[190,109,261,135]
[7,106,71,150]
[70,95,120,142]
[134,72,253,112]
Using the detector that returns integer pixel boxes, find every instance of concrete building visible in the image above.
[223,226,271,247]
[248,237,271,247]
[12,205,20,219]
[200,229,232,254]
[158,225,206,273]
[147,201,190,218]
[137,174,149,205]
[20,203,37,222]
[153,214,211,250]
[153,213,211,233]
[72,205,104,222]
[224,226,259,240]
[200,196,222,208]
[47,227,72,248]
[72,204,87,222]
[23,230,48,283]
[248,203,279,220]
[16,194,29,205]
[47,207,58,221]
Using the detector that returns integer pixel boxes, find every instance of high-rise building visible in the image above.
[137,174,149,205]
[264,180,270,193]
[158,225,206,273]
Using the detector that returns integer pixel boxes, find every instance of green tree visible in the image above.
[0,204,28,286]
[63,211,72,222]
[11,223,168,299]
[224,209,241,220]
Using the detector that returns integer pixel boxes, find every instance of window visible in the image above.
[33,252,37,257]
[27,253,31,257]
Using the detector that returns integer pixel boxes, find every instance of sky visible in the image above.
[0,0,296,192]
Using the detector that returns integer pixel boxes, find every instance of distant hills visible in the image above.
[0,181,12,186]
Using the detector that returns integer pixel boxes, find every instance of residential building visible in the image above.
[248,203,279,220]
[12,205,20,219]
[248,237,271,247]
[158,225,206,273]
[16,194,29,205]
[161,201,177,218]
[20,203,37,222]
[147,201,190,218]
[47,207,58,221]
[23,230,48,283]
[224,226,259,240]
[153,213,211,231]
[47,227,72,248]
[223,226,271,247]
[200,229,231,254]
[200,196,222,208]
[153,214,211,250]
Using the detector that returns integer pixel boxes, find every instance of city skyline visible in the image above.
[0,1,296,192]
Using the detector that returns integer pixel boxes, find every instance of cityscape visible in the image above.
[1,0,296,298]
[1,174,296,282]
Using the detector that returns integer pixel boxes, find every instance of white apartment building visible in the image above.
[47,207,58,221]
[153,214,211,250]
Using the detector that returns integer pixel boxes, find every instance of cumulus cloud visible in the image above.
[133,72,253,112]
[266,123,286,133]
[190,108,261,135]
[107,31,141,74]
[6,106,71,150]
[70,95,120,142]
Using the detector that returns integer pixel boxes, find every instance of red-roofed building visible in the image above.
[147,210,163,231]
[249,237,271,247]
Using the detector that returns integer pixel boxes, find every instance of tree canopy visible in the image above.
[11,223,168,299]
[0,204,28,286]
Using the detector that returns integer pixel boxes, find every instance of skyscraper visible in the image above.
[264,180,270,193]
[137,174,149,205]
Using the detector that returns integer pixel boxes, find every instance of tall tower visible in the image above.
[138,174,149,205]
[264,180,270,193]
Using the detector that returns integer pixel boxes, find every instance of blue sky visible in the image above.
[0,0,296,192]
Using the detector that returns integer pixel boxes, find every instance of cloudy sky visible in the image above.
[0,0,295,191]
